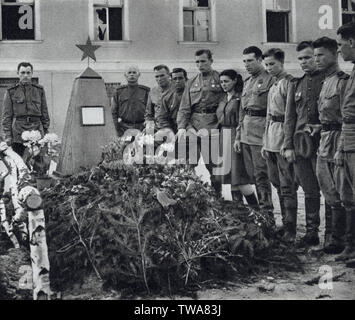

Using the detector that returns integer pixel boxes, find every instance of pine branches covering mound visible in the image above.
[42,139,301,297]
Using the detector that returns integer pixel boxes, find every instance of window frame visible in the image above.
[340,0,355,24]
[0,0,41,41]
[178,0,217,44]
[262,0,296,44]
[89,0,130,44]
[183,3,210,42]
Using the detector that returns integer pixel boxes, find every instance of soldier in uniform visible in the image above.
[156,68,188,133]
[145,64,173,132]
[334,22,355,262]
[234,46,274,215]
[261,48,298,241]
[177,49,224,195]
[282,41,325,247]
[313,37,349,254]
[111,65,150,137]
[2,62,50,157]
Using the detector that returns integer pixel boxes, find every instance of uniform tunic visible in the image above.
[177,70,223,131]
[156,89,184,133]
[339,65,355,153]
[263,72,297,214]
[145,83,174,125]
[236,68,273,146]
[283,70,325,151]
[235,67,273,211]
[337,64,355,206]
[111,84,150,136]
[176,69,224,190]
[318,68,348,160]
[283,69,325,233]
[2,82,50,144]
[316,67,348,207]
[264,72,293,152]
[216,93,252,186]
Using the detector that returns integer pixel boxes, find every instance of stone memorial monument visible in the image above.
[58,37,116,175]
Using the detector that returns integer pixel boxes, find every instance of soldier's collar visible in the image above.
[251,67,264,78]
[324,64,339,78]
[161,81,173,93]
[201,70,213,77]
[19,81,32,87]
[274,70,287,81]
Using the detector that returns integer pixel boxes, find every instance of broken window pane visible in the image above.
[95,7,108,41]
[2,3,35,40]
[94,5,123,40]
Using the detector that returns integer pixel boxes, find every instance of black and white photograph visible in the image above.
[0,0,354,309]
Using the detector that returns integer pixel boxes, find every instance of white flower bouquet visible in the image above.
[21,130,61,177]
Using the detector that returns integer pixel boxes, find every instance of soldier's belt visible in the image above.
[194,107,218,114]
[321,123,342,132]
[244,108,267,117]
[343,116,355,124]
[120,119,144,125]
[270,115,285,122]
[15,116,41,123]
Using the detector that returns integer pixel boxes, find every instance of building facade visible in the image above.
[0,0,350,137]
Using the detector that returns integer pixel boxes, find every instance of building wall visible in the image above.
[0,0,349,138]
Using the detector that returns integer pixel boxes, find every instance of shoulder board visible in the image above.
[187,74,199,86]
[31,83,44,89]
[244,75,251,82]
[138,84,150,91]
[117,85,128,90]
[212,70,220,78]
[290,75,303,83]
[7,83,20,91]
[337,71,350,80]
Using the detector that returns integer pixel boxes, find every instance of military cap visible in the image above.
[294,130,314,159]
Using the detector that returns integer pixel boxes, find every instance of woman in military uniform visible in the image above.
[216,69,258,208]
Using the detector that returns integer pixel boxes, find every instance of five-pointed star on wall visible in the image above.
[76,37,101,62]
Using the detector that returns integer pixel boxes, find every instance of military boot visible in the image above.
[335,208,355,261]
[324,205,346,255]
[259,191,275,227]
[244,192,259,210]
[283,207,297,243]
[297,197,320,247]
[232,190,245,209]
[276,191,286,235]
[211,180,222,199]
[323,202,333,249]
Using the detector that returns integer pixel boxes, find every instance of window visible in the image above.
[1,0,35,40]
[342,0,355,24]
[183,0,211,42]
[93,0,123,41]
[265,0,291,42]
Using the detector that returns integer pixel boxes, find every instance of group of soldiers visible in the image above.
[111,22,355,264]
[2,23,355,265]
